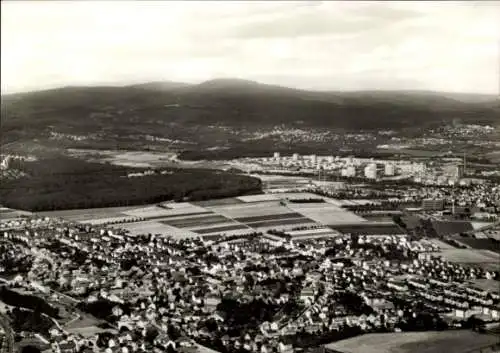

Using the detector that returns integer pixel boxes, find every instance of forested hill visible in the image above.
[2,79,499,147]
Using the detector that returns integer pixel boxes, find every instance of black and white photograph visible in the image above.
[1,1,499,353]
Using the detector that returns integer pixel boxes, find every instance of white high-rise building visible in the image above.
[364,163,378,179]
[327,156,335,164]
[273,152,280,160]
[292,153,300,161]
[310,154,317,164]
[384,163,395,176]
[342,166,356,177]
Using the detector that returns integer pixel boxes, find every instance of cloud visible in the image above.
[1,1,499,94]
[226,2,424,39]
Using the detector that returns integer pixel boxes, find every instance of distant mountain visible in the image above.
[329,90,499,104]
[2,79,499,152]
[128,81,190,91]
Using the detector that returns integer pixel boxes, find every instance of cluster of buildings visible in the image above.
[237,153,427,181]
[0,209,499,353]
[229,151,496,189]
[0,155,36,171]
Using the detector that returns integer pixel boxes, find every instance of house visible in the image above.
[300,287,315,304]
[58,341,77,353]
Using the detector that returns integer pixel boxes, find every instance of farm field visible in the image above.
[471,221,495,230]
[33,193,389,239]
[254,174,312,189]
[470,279,500,294]
[329,222,404,236]
[161,215,229,228]
[208,201,293,219]
[361,214,395,222]
[37,205,141,217]
[431,220,473,237]
[236,194,281,203]
[36,205,142,222]
[424,238,457,250]
[67,149,178,168]
[325,330,500,353]
[195,224,250,235]
[122,203,209,219]
[112,220,198,238]
[453,237,500,254]
[333,199,383,207]
[287,227,340,238]
[439,248,500,271]
[235,212,303,223]
[286,202,367,225]
[247,217,316,229]
[192,198,244,207]
[0,206,32,220]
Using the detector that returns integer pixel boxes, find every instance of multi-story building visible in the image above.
[384,163,395,176]
[422,199,445,211]
[364,163,377,179]
[341,166,356,178]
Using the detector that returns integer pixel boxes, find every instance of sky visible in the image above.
[1,1,499,94]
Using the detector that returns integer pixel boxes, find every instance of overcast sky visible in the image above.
[2,1,499,94]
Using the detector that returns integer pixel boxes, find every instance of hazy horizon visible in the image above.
[2,1,499,95]
[2,78,500,98]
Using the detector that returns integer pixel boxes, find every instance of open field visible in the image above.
[208,201,293,219]
[112,220,198,238]
[235,212,303,223]
[329,222,404,235]
[192,198,244,207]
[453,237,500,254]
[34,193,385,239]
[431,220,474,237]
[64,312,102,330]
[0,207,32,220]
[332,199,382,207]
[122,203,209,218]
[471,222,495,230]
[66,325,117,339]
[439,248,500,271]
[236,194,281,203]
[37,205,142,222]
[287,227,340,238]
[195,224,250,235]
[470,279,500,295]
[325,330,500,353]
[161,215,229,228]
[286,202,367,225]
[424,238,457,250]
[67,149,178,168]
[247,217,316,229]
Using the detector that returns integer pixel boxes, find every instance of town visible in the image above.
[2,1,500,352]
[1,173,499,353]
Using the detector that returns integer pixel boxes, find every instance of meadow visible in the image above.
[439,248,500,271]
[325,330,500,353]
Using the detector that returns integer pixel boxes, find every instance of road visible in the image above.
[0,313,14,353]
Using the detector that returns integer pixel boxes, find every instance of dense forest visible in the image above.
[0,286,59,318]
[0,156,262,211]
